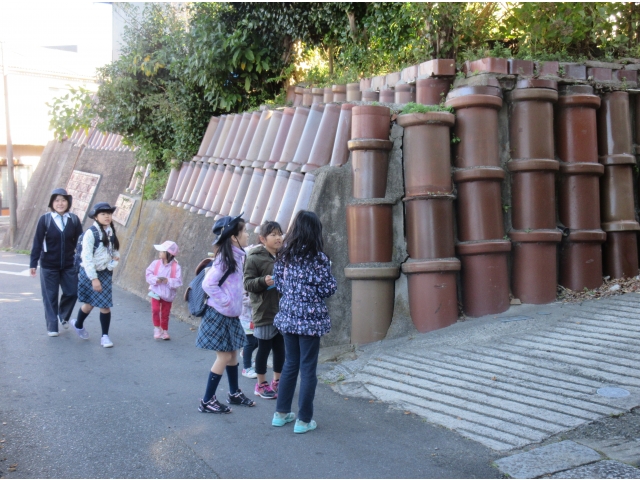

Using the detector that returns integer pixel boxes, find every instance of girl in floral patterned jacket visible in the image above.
[272,210,337,434]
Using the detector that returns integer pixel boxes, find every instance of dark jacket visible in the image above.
[243,245,280,327]
[30,212,83,270]
[273,252,337,337]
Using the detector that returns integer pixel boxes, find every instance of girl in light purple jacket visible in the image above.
[196,214,256,414]
[145,241,183,340]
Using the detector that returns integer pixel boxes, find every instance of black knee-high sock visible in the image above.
[226,363,239,393]
[203,371,223,403]
[99,312,111,336]
[75,308,90,328]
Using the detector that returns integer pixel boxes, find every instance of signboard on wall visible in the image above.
[112,194,136,227]
[66,171,101,221]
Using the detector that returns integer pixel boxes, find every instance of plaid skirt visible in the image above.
[195,306,245,352]
[78,268,113,308]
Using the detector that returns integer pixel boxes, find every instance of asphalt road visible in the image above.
[0,251,499,479]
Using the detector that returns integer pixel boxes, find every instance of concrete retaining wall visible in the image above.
[9,138,393,348]
[3,140,137,250]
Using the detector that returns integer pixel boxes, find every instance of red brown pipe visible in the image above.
[402,259,460,332]
[556,85,606,290]
[597,91,640,279]
[397,112,455,196]
[446,88,509,316]
[346,203,393,264]
[507,82,561,303]
[348,139,393,199]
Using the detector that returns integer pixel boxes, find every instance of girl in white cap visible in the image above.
[145,241,183,340]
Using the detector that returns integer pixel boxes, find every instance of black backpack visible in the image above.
[184,258,232,317]
[73,226,101,273]
[43,211,79,234]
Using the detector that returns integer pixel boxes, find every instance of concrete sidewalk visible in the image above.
[0,252,499,479]
[321,292,640,477]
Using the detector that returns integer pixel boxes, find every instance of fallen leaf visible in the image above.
[491,376,497,381]
[404,411,411,415]
[344,397,349,400]
[190,327,196,331]
[369,400,374,403]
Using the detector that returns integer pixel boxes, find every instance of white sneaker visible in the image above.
[101,335,114,348]
[72,320,89,340]
[59,315,69,329]
[47,331,59,337]
[242,367,257,378]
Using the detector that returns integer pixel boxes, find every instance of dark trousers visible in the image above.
[255,332,285,375]
[40,267,78,332]
[276,333,321,423]
[242,334,258,369]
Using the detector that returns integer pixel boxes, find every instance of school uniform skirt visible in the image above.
[78,267,113,308]
[196,306,245,352]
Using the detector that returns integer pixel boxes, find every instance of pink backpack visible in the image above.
[153,259,178,279]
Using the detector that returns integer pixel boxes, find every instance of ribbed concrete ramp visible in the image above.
[328,295,640,452]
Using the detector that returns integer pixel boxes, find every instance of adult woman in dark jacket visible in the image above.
[30,188,83,336]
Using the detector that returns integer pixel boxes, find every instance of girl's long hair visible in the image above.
[277,210,324,264]
[215,219,246,273]
[96,220,120,250]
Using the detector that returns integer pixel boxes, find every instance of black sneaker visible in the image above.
[199,396,231,414]
[227,389,256,407]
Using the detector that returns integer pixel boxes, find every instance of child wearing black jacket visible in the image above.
[30,188,83,336]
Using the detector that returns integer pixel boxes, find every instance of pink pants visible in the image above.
[151,298,172,330]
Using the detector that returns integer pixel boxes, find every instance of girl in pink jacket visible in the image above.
[145,241,183,340]
[196,214,256,414]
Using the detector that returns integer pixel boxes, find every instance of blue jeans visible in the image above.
[276,333,321,423]
[242,334,258,369]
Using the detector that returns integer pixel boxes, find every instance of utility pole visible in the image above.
[1,41,17,246]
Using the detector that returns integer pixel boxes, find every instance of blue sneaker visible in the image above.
[272,412,295,427]
[294,419,317,434]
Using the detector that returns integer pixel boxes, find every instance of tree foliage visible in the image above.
[49,2,640,189]
[47,86,96,142]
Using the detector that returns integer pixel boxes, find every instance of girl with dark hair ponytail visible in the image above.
[72,202,121,348]
[97,221,120,250]
[196,214,256,414]
[271,210,337,433]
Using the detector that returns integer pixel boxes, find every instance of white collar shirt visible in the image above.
[52,212,71,231]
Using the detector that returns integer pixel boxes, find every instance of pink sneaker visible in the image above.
[160,331,170,341]
[254,381,276,399]
[154,327,162,339]
[271,378,280,394]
